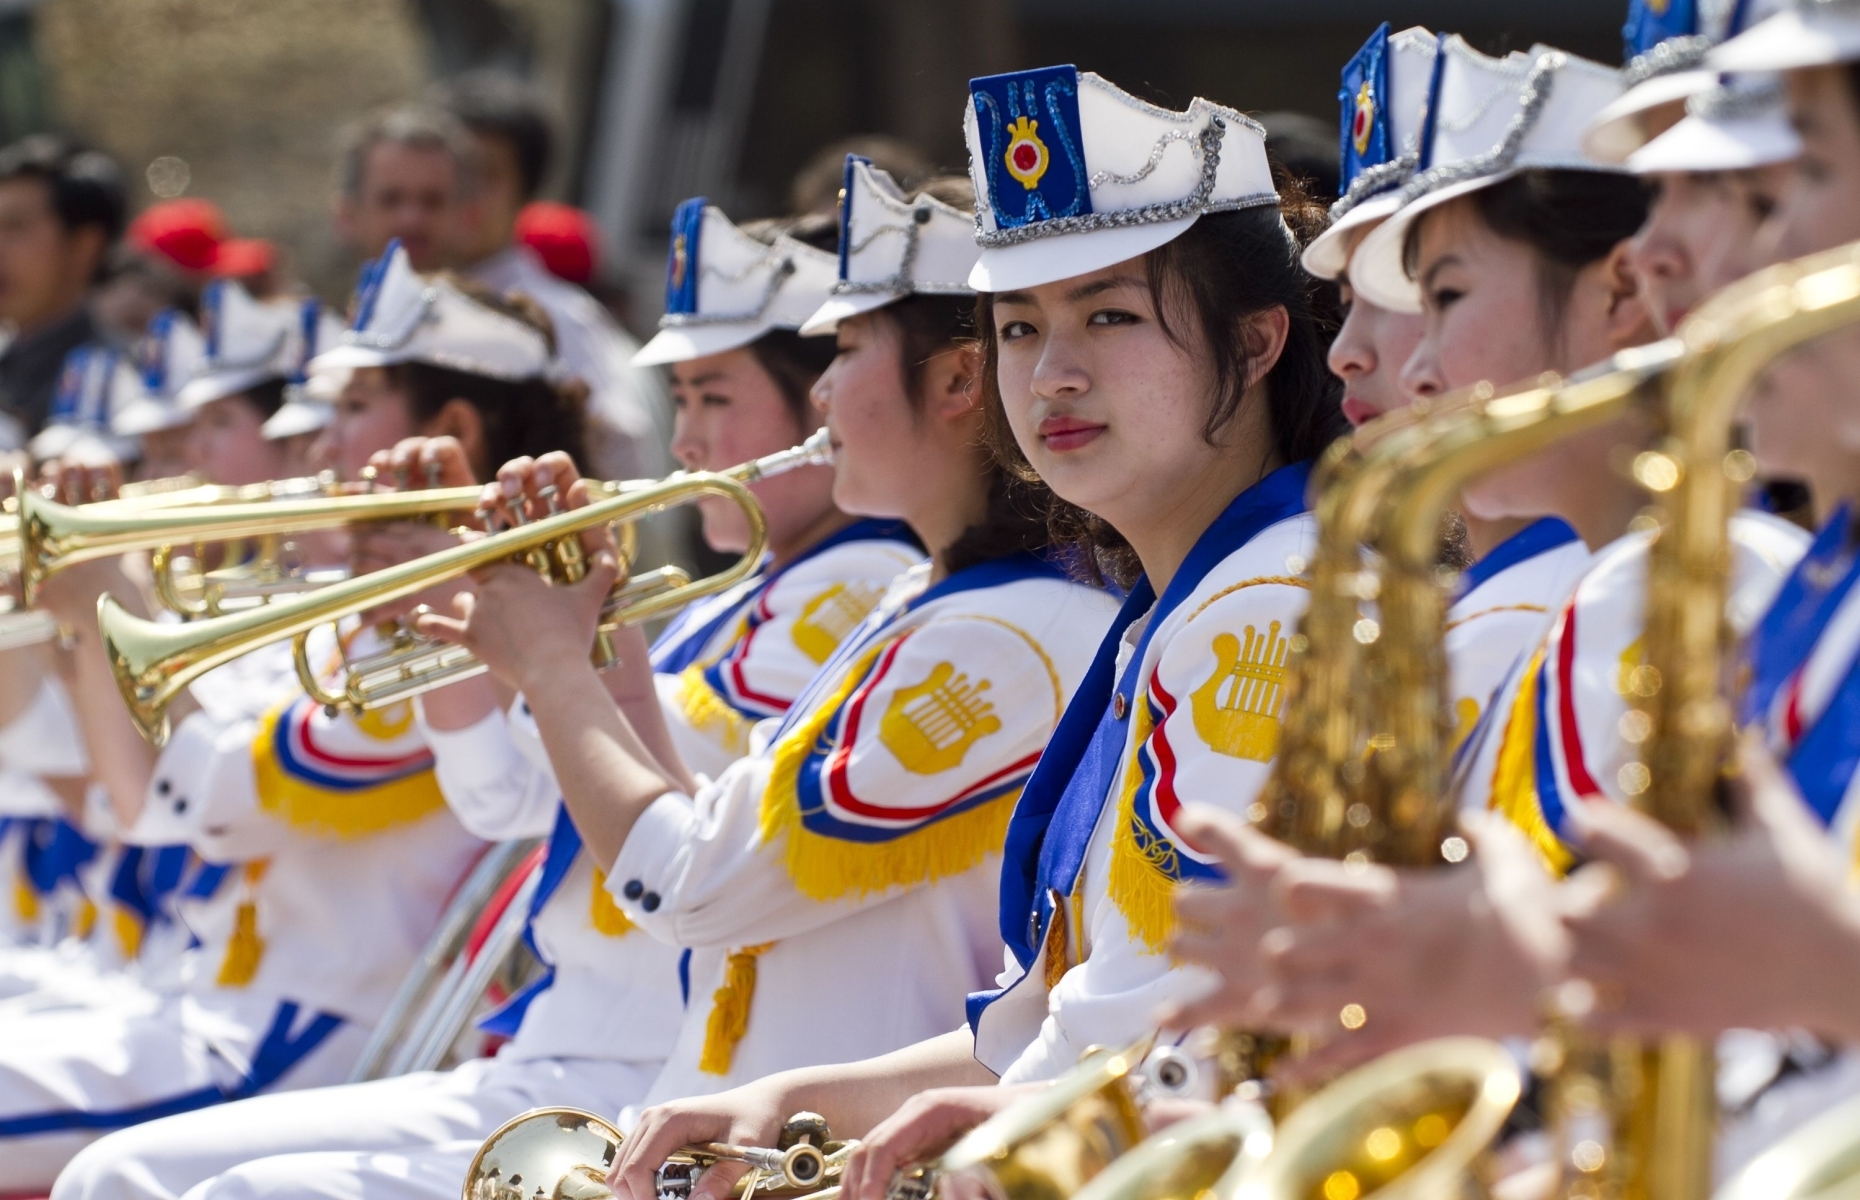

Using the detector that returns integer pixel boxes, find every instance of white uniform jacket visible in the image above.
[606,552,1117,1103]
[1444,520,1593,758]
[1456,511,1808,870]
[0,675,92,945]
[129,627,482,1027]
[422,520,924,1066]
[970,464,1316,1083]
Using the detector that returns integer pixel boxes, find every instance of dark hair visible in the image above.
[432,71,554,201]
[338,104,480,198]
[789,135,935,214]
[383,272,586,470]
[979,184,1346,587]
[747,330,838,426]
[238,376,289,421]
[863,291,1053,573]
[1403,169,1651,343]
[730,213,845,426]
[0,135,126,248]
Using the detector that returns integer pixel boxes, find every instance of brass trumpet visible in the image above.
[99,431,832,745]
[13,469,372,605]
[462,1107,849,1200]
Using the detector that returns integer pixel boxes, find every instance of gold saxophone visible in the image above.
[1241,239,1860,1199]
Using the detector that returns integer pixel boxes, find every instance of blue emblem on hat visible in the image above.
[295,297,323,383]
[49,346,113,428]
[969,65,1091,230]
[1338,24,1394,198]
[201,279,227,360]
[351,239,400,333]
[141,310,178,391]
[837,154,867,283]
[1622,0,1698,61]
[665,198,705,316]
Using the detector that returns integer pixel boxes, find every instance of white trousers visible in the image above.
[0,987,366,1191]
[0,940,142,1011]
[53,1052,660,1200]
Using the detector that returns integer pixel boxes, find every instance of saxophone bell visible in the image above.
[1227,1038,1521,1200]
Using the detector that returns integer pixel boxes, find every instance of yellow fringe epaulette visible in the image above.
[758,641,1018,902]
[1486,650,1575,877]
[673,666,754,758]
[1105,703,1182,954]
[252,703,447,838]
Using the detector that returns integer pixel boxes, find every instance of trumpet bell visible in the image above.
[1714,1090,1860,1200]
[939,1043,1149,1200]
[465,1107,622,1200]
[1227,1038,1520,1200]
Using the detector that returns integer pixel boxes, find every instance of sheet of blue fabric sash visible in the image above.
[23,817,95,902]
[1739,508,1860,825]
[1741,508,1857,728]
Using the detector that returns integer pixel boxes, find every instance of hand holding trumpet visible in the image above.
[413,449,634,697]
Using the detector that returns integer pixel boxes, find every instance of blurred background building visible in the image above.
[7,0,1625,335]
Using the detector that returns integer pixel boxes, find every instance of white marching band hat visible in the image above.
[1713,0,1860,72]
[178,280,343,412]
[962,64,1278,293]
[106,308,205,443]
[633,200,839,367]
[310,239,553,382]
[798,156,979,336]
[1625,71,1801,171]
[262,298,347,441]
[1302,24,1441,282]
[1587,0,1796,169]
[31,345,146,461]
[1349,41,1627,313]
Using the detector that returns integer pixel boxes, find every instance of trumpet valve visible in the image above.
[780,1145,827,1191]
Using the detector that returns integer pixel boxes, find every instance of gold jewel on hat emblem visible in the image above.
[1351,80,1376,156]
[1005,116,1051,191]
[670,233,689,291]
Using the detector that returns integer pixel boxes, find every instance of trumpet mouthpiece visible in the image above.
[799,426,834,465]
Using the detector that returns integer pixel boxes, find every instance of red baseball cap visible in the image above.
[516,201,600,285]
[213,237,275,278]
[128,199,274,278]
[128,198,227,274]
